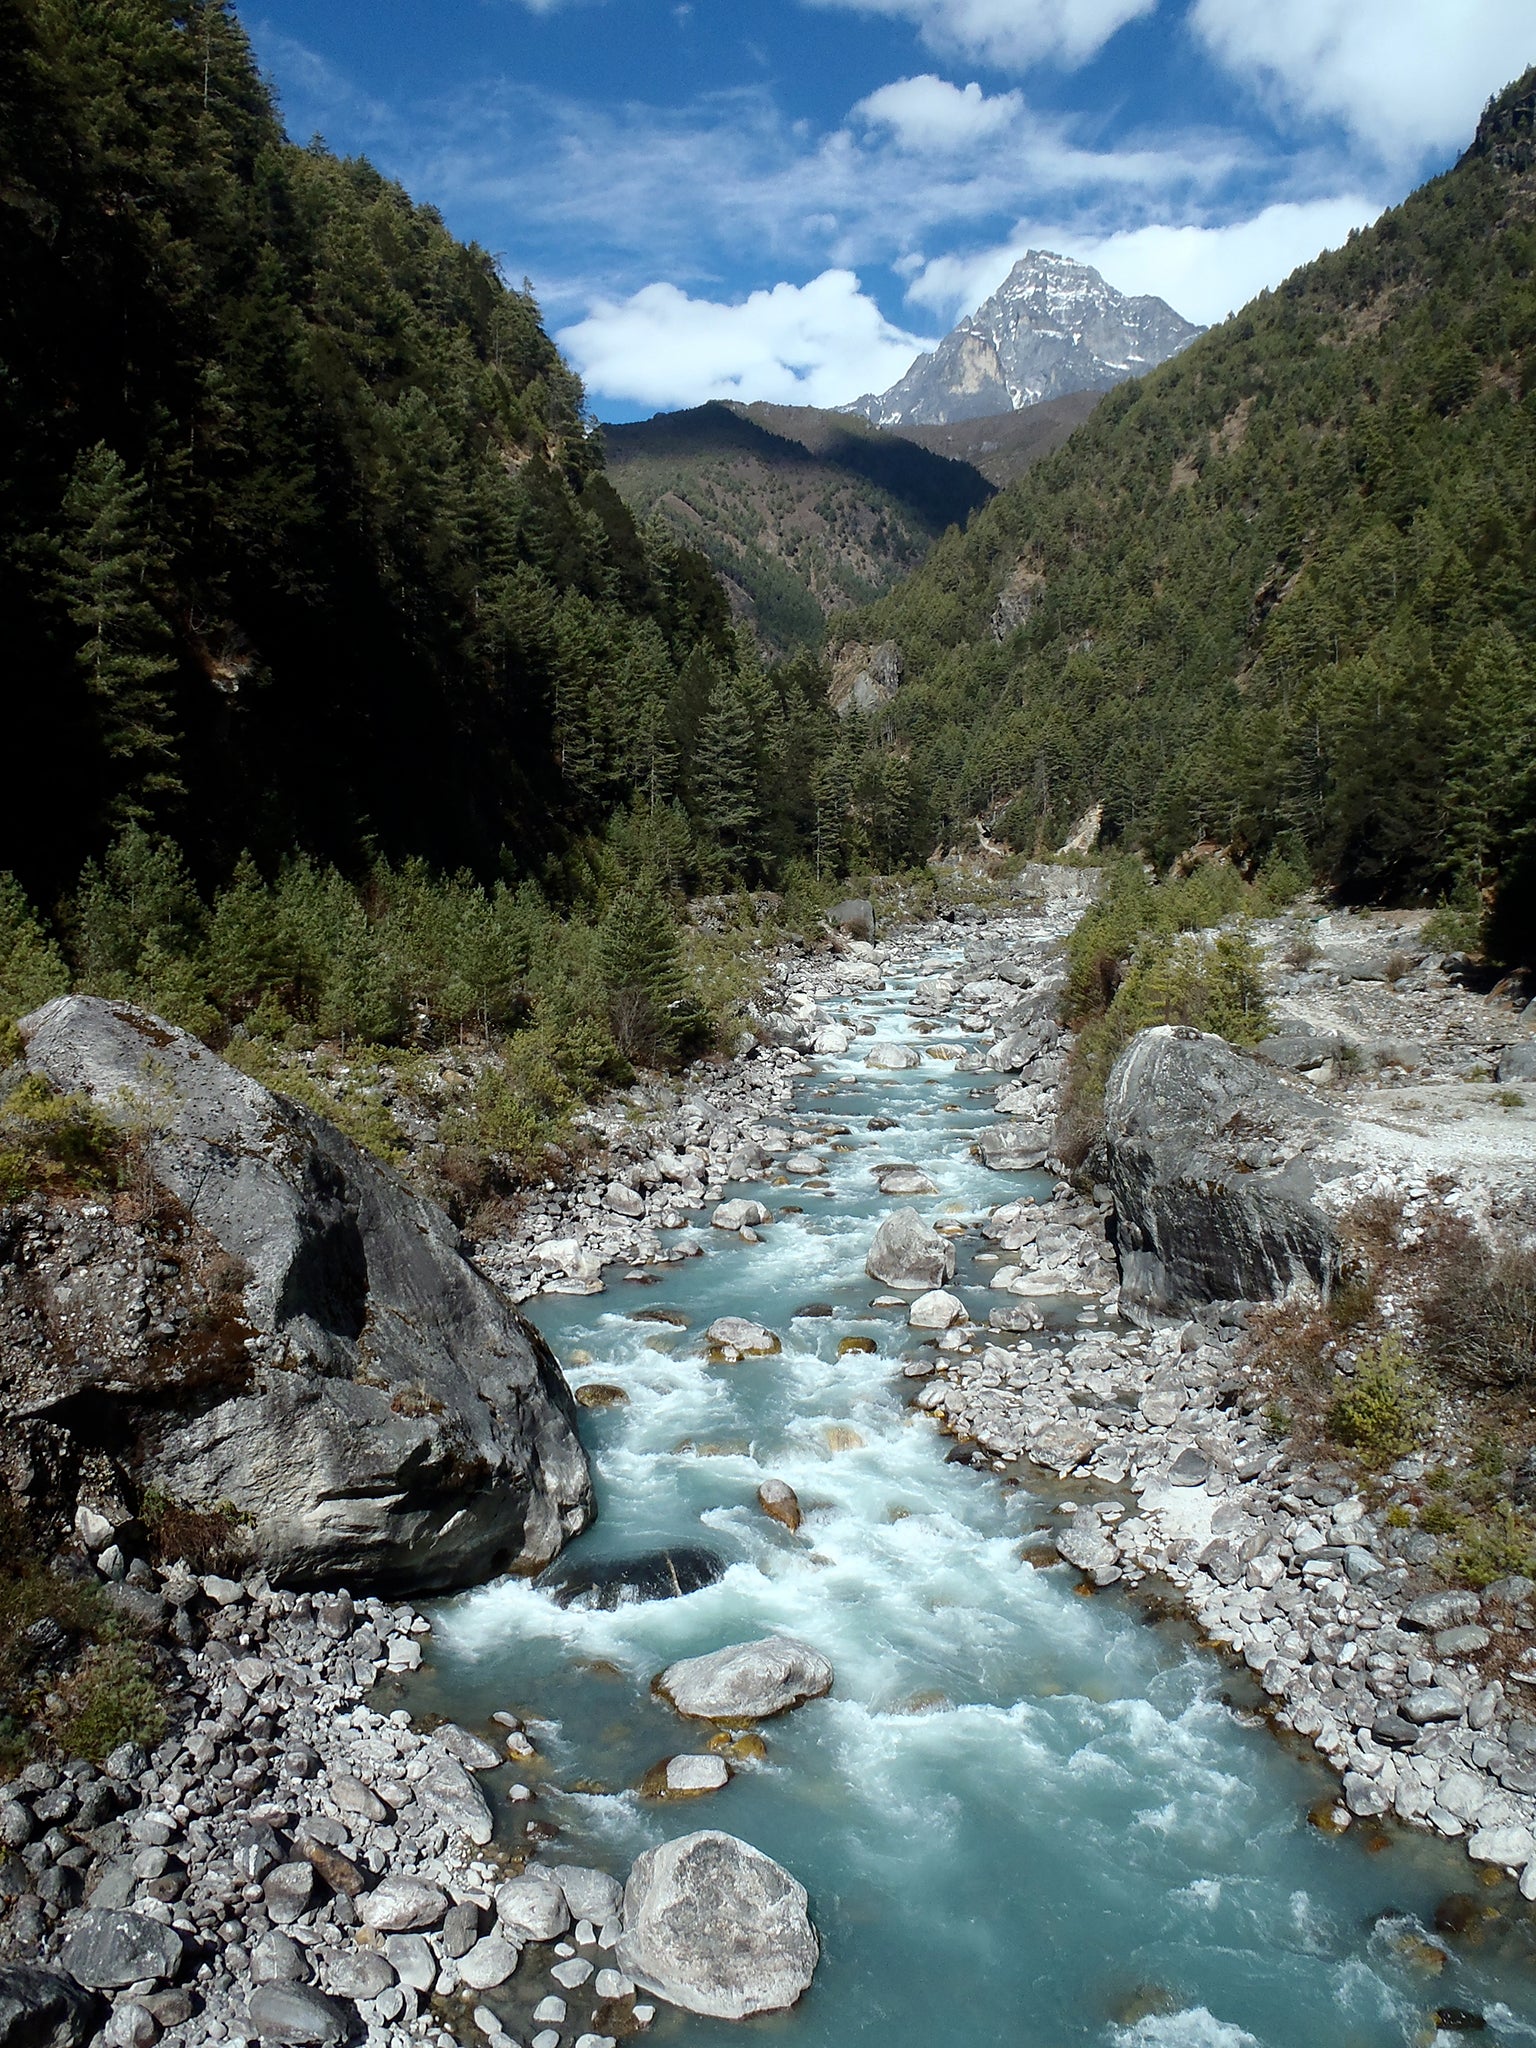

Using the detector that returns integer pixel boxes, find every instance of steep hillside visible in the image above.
[603,400,992,652]
[846,251,1201,426]
[0,0,747,903]
[848,71,1536,959]
[892,390,1104,487]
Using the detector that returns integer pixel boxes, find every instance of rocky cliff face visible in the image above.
[7,997,592,1591]
[846,251,1201,428]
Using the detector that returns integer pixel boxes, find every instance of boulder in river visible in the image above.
[757,1478,802,1532]
[865,1207,956,1290]
[657,1636,833,1719]
[1100,1025,1342,1319]
[865,1042,921,1071]
[617,1830,818,2020]
[908,1289,968,1329]
[705,1317,780,1358]
[974,1123,1050,1171]
[547,1544,726,1610]
[875,1165,939,1196]
[711,1199,771,1232]
[14,996,592,1591]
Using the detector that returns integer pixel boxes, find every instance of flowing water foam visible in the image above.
[409,950,1536,2046]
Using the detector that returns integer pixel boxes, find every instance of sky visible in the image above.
[242,1,1535,421]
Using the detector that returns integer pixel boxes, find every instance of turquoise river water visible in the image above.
[406,954,1536,2048]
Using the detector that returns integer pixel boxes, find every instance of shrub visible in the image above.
[1421,1238,1536,1391]
[1453,1505,1536,1590]
[1422,900,1481,952]
[0,1072,120,1200]
[1325,1334,1433,1464]
[49,1642,166,1763]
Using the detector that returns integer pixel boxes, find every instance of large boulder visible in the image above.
[0,1966,104,2047]
[865,1208,955,1290]
[826,896,876,942]
[14,997,591,1591]
[974,1122,1050,1171]
[1101,1026,1341,1320]
[617,1830,818,2019]
[545,1543,726,1610]
[56,1909,182,1990]
[656,1636,833,1720]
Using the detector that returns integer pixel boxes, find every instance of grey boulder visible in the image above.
[246,1983,351,2045]
[1100,1027,1341,1319]
[827,897,875,942]
[974,1123,1050,1171]
[865,1208,955,1291]
[495,1866,570,1941]
[1498,1041,1536,1083]
[552,1867,624,1925]
[17,996,592,1591]
[657,1636,833,1720]
[56,1909,182,1990]
[0,1966,103,2047]
[617,1830,817,2020]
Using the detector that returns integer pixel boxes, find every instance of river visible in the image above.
[406,941,1536,2048]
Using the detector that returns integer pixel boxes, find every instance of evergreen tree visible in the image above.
[691,677,765,876]
[596,870,689,1063]
[0,875,69,1019]
[53,445,181,827]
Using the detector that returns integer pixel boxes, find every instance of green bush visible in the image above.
[1453,1503,1536,1590]
[50,1642,166,1763]
[0,1072,120,1201]
[1325,1333,1433,1464]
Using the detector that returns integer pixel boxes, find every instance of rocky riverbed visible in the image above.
[5,880,1535,2046]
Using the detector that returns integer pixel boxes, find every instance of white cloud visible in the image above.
[1191,0,1534,160]
[853,75,1023,151]
[903,193,1384,328]
[802,0,1158,70]
[556,270,933,410]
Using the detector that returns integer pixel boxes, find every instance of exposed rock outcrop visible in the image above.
[11,997,592,1591]
[1100,1026,1342,1320]
[828,642,900,718]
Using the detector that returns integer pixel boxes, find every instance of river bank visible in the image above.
[8,881,1536,2047]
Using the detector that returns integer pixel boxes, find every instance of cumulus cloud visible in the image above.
[1190,0,1534,161]
[904,193,1384,329]
[853,75,1024,151]
[802,0,1158,70]
[556,271,933,411]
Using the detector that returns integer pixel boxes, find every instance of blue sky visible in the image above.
[244,1,1534,421]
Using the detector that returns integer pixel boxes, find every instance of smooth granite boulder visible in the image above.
[865,1208,955,1291]
[16,996,592,1590]
[552,1867,624,1925]
[246,1982,351,2045]
[656,1636,833,1720]
[617,1830,817,2020]
[1100,1026,1342,1320]
[546,1544,726,1611]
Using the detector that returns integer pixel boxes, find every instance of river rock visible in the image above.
[359,1878,448,1932]
[57,1908,183,1989]
[15,996,592,1591]
[665,1754,730,1795]
[246,1982,350,2045]
[974,1124,1050,1171]
[617,1830,817,2020]
[553,1867,625,1925]
[0,1965,103,2046]
[865,1208,955,1291]
[419,1753,495,1844]
[827,898,875,942]
[865,1043,921,1071]
[547,1544,725,1610]
[1402,1591,1481,1632]
[876,1166,938,1196]
[433,1724,503,1772]
[457,1935,521,1991]
[496,1867,570,1941]
[323,1951,396,1998]
[711,1201,770,1232]
[812,1024,852,1055]
[757,1479,802,1532]
[908,1289,968,1330]
[1498,1042,1536,1083]
[657,1636,833,1720]
[1100,1025,1342,1317]
[706,1317,780,1357]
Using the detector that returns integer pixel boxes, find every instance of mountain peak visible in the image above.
[846,251,1201,429]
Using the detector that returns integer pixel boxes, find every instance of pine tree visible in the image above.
[54,445,181,827]
[0,875,69,1020]
[691,677,765,875]
[596,870,689,1063]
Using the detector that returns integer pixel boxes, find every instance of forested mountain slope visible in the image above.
[850,70,1536,959]
[603,401,992,653]
[0,0,798,905]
